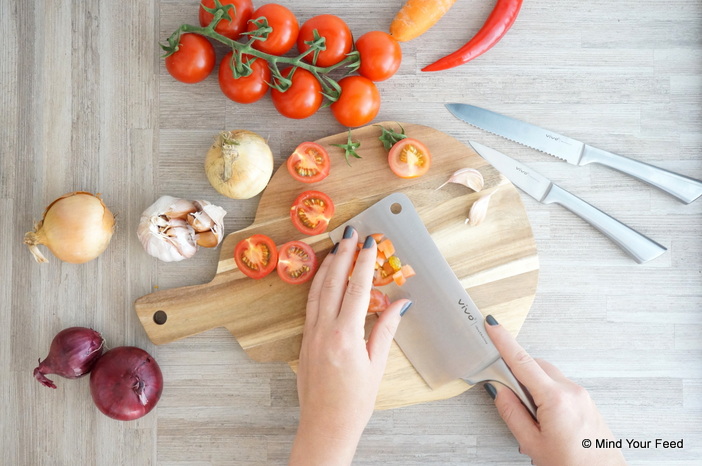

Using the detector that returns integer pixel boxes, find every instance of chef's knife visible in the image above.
[329,193,537,417]
[469,141,667,263]
[446,103,702,204]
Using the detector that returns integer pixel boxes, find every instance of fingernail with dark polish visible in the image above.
[484,382,497,400]
[486,314,499,326]
[399,301,413,316]
[343,225,355,239]
[362,235,375,249]
[330,242,339,254]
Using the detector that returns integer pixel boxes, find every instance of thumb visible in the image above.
[486,382,539,449]
[366,299,410,365]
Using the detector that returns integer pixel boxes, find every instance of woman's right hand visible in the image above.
[484,315,628,466]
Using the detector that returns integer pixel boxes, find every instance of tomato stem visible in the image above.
[162,4,361,103]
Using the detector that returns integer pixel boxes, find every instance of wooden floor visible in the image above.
[3,0,701,464]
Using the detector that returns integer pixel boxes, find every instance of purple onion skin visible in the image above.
[89,346,163,421]
[33,327,105,389]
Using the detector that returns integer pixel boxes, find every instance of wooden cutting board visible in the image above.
[134,122,539,409]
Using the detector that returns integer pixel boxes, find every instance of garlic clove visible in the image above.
[465,191,495,226]
[193,200,227,246]
[196,230,219,248]
[187,211,215,233]
[163,198,197,220]
[437,168,484,192]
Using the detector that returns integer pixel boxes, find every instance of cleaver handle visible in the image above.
[580,145,702,204]
[542,184,667,264]
[465,357,537,419]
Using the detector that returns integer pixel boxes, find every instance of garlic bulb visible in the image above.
[137,196,226,262]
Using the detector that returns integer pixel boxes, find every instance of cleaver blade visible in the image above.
[328,193,536,417]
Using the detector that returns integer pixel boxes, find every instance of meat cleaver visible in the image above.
[328,193,537,416]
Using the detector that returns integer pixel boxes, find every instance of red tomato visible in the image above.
[368,288,391,313]
[199,0,254,40]
[330,76,381,127]
[271,68,323,119]
[356,31,402,82]
[165,33,216,84]
[290,190,335,236]
[286,142,331,183]
[247,4,299,55]
[218,53,271,104]
[234,234,279,279]
[297,15,353,67]
[277,240,317,284]
[388,138,432,179]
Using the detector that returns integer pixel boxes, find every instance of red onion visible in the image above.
[89,346,163,421]
[33,327,105,389]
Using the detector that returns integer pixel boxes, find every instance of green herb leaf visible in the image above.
[375,123,407,150]
[331,130,361,166]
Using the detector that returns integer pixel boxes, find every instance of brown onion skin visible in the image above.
[34,327,105,389]
[89,346,163,421]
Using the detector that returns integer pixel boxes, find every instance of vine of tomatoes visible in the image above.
[161,1,402,127]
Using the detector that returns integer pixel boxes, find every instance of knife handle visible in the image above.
[465,357,537,419]
[581,145,702,204]
[542,185,666,263]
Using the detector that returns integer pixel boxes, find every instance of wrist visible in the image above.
[289,416,364,466]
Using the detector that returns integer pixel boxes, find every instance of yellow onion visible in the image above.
[204,130,274,199]
[24,192,115,264]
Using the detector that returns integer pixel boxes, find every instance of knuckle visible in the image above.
[344,279,368,299]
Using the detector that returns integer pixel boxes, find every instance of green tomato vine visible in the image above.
[160,0,360,103]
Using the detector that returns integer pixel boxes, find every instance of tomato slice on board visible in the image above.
[290,190,335,236]
[234,234,278,279]
[286,142,331,183]
[368,288,391,313]
[277,241,317,284]
[388,138,432,179]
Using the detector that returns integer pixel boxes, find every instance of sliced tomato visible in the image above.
[234,234,278,279]
[388,138,432,179]
[277,240,317,284]
[368,288,391,313]
[286,142,330,183]
[290,190,335,236]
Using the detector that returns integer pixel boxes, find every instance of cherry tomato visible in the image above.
[330,76,381,127]
[165,33,216,84]
[356,31,402,82]
[271,68,323,119]
[368,288,391,313]
[199,0,254,40]
[247,4,299,56]
[234,234,278,279]
[277,241,317,285]
[388,138,432,179]
[286,142,330,183]
[297,14,353,67]
[290,190,335,236]
[218,53,271,104]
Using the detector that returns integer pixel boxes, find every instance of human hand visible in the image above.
[484,315,627,466]
[289,226,411,466]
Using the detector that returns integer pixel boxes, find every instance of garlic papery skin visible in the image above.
[465,191,495,226]
[137,196,226,262]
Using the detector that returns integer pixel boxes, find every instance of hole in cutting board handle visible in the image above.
[390,202,402,215]
[153,310,168,325]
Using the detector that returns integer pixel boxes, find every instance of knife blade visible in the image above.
[446,103,702,204]
[469,141,667,263]
[329,193,536,417]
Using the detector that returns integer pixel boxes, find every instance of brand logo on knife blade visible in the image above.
[545,133,561,142]
[458,299,476,321]
[516,166,529,176]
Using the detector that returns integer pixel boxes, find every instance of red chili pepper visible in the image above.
[422,0,523,72]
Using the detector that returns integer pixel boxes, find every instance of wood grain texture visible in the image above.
[3,0,702,464]
[135,122,539,408]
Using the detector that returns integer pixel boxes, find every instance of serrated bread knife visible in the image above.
[469,141,667,263]
[329,193,537,417]
[446,103,702,204]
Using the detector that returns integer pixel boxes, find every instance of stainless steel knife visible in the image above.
[469,141,667,263]
[446,103,702,204]
[329,193,537,417]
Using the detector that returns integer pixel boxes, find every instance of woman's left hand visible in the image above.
[289,226,410,465]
